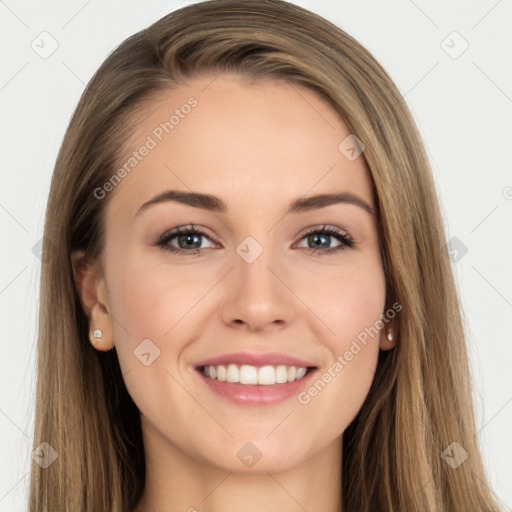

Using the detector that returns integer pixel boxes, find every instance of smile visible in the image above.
[201,364,310,385]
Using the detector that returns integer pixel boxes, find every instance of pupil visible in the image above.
[180,234,200,248]
[310,234,329,248]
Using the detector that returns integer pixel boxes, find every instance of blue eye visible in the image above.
[155,224,354,256]
[154,224,216,255]
[297,225,355,254]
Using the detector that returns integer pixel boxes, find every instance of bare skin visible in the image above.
[73,73,392,512]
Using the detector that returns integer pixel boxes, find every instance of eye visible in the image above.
[154,224,355,256]
[296,225,355,255]
[155,224,217,255]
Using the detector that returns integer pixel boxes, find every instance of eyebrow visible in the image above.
[135,190,375,217]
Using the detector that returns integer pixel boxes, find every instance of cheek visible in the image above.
[105,255,196,426]
[305,259,387,346]
[104,250,218,408]
[296,264,385,420]
[106,247,205,341]
[297,344,378,448]
[332,279,386,346]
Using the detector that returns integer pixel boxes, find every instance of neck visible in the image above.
[133,418,343,512]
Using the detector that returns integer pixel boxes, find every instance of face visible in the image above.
[81,73,389,474]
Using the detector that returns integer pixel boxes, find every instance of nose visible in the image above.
[219,241,296,333]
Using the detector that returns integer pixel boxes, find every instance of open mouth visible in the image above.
[197,364,317,386]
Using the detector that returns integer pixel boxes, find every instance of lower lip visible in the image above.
[197,368,317,406]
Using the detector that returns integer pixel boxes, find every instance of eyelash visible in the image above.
[153,224,355,256]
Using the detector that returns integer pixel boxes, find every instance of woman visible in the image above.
[29,0,499,510]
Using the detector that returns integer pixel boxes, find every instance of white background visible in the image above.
[1,0,511,510]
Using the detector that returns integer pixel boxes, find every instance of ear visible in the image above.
[71,250,115,351]
[379,322,396,351]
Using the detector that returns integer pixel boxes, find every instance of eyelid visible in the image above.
[297,224,350,240]
[156,224,220,245]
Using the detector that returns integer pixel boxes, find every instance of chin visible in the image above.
[198,435,316,475]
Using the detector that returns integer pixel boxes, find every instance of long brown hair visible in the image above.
[29,1,499,510]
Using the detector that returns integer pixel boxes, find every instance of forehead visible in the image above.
[107,73,375,217]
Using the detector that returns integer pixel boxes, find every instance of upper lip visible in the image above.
[194,351,317,369]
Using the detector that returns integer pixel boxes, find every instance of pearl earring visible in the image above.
[90,329,103,344]
[387,329,393,343]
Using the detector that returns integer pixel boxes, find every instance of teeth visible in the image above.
[216,365,227,382]
[240,365,258,385]
[202,364,310,385]
[296,367,307,379]
[275,365,288,383]
[226,364,239,383]
[258,365,276,385]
